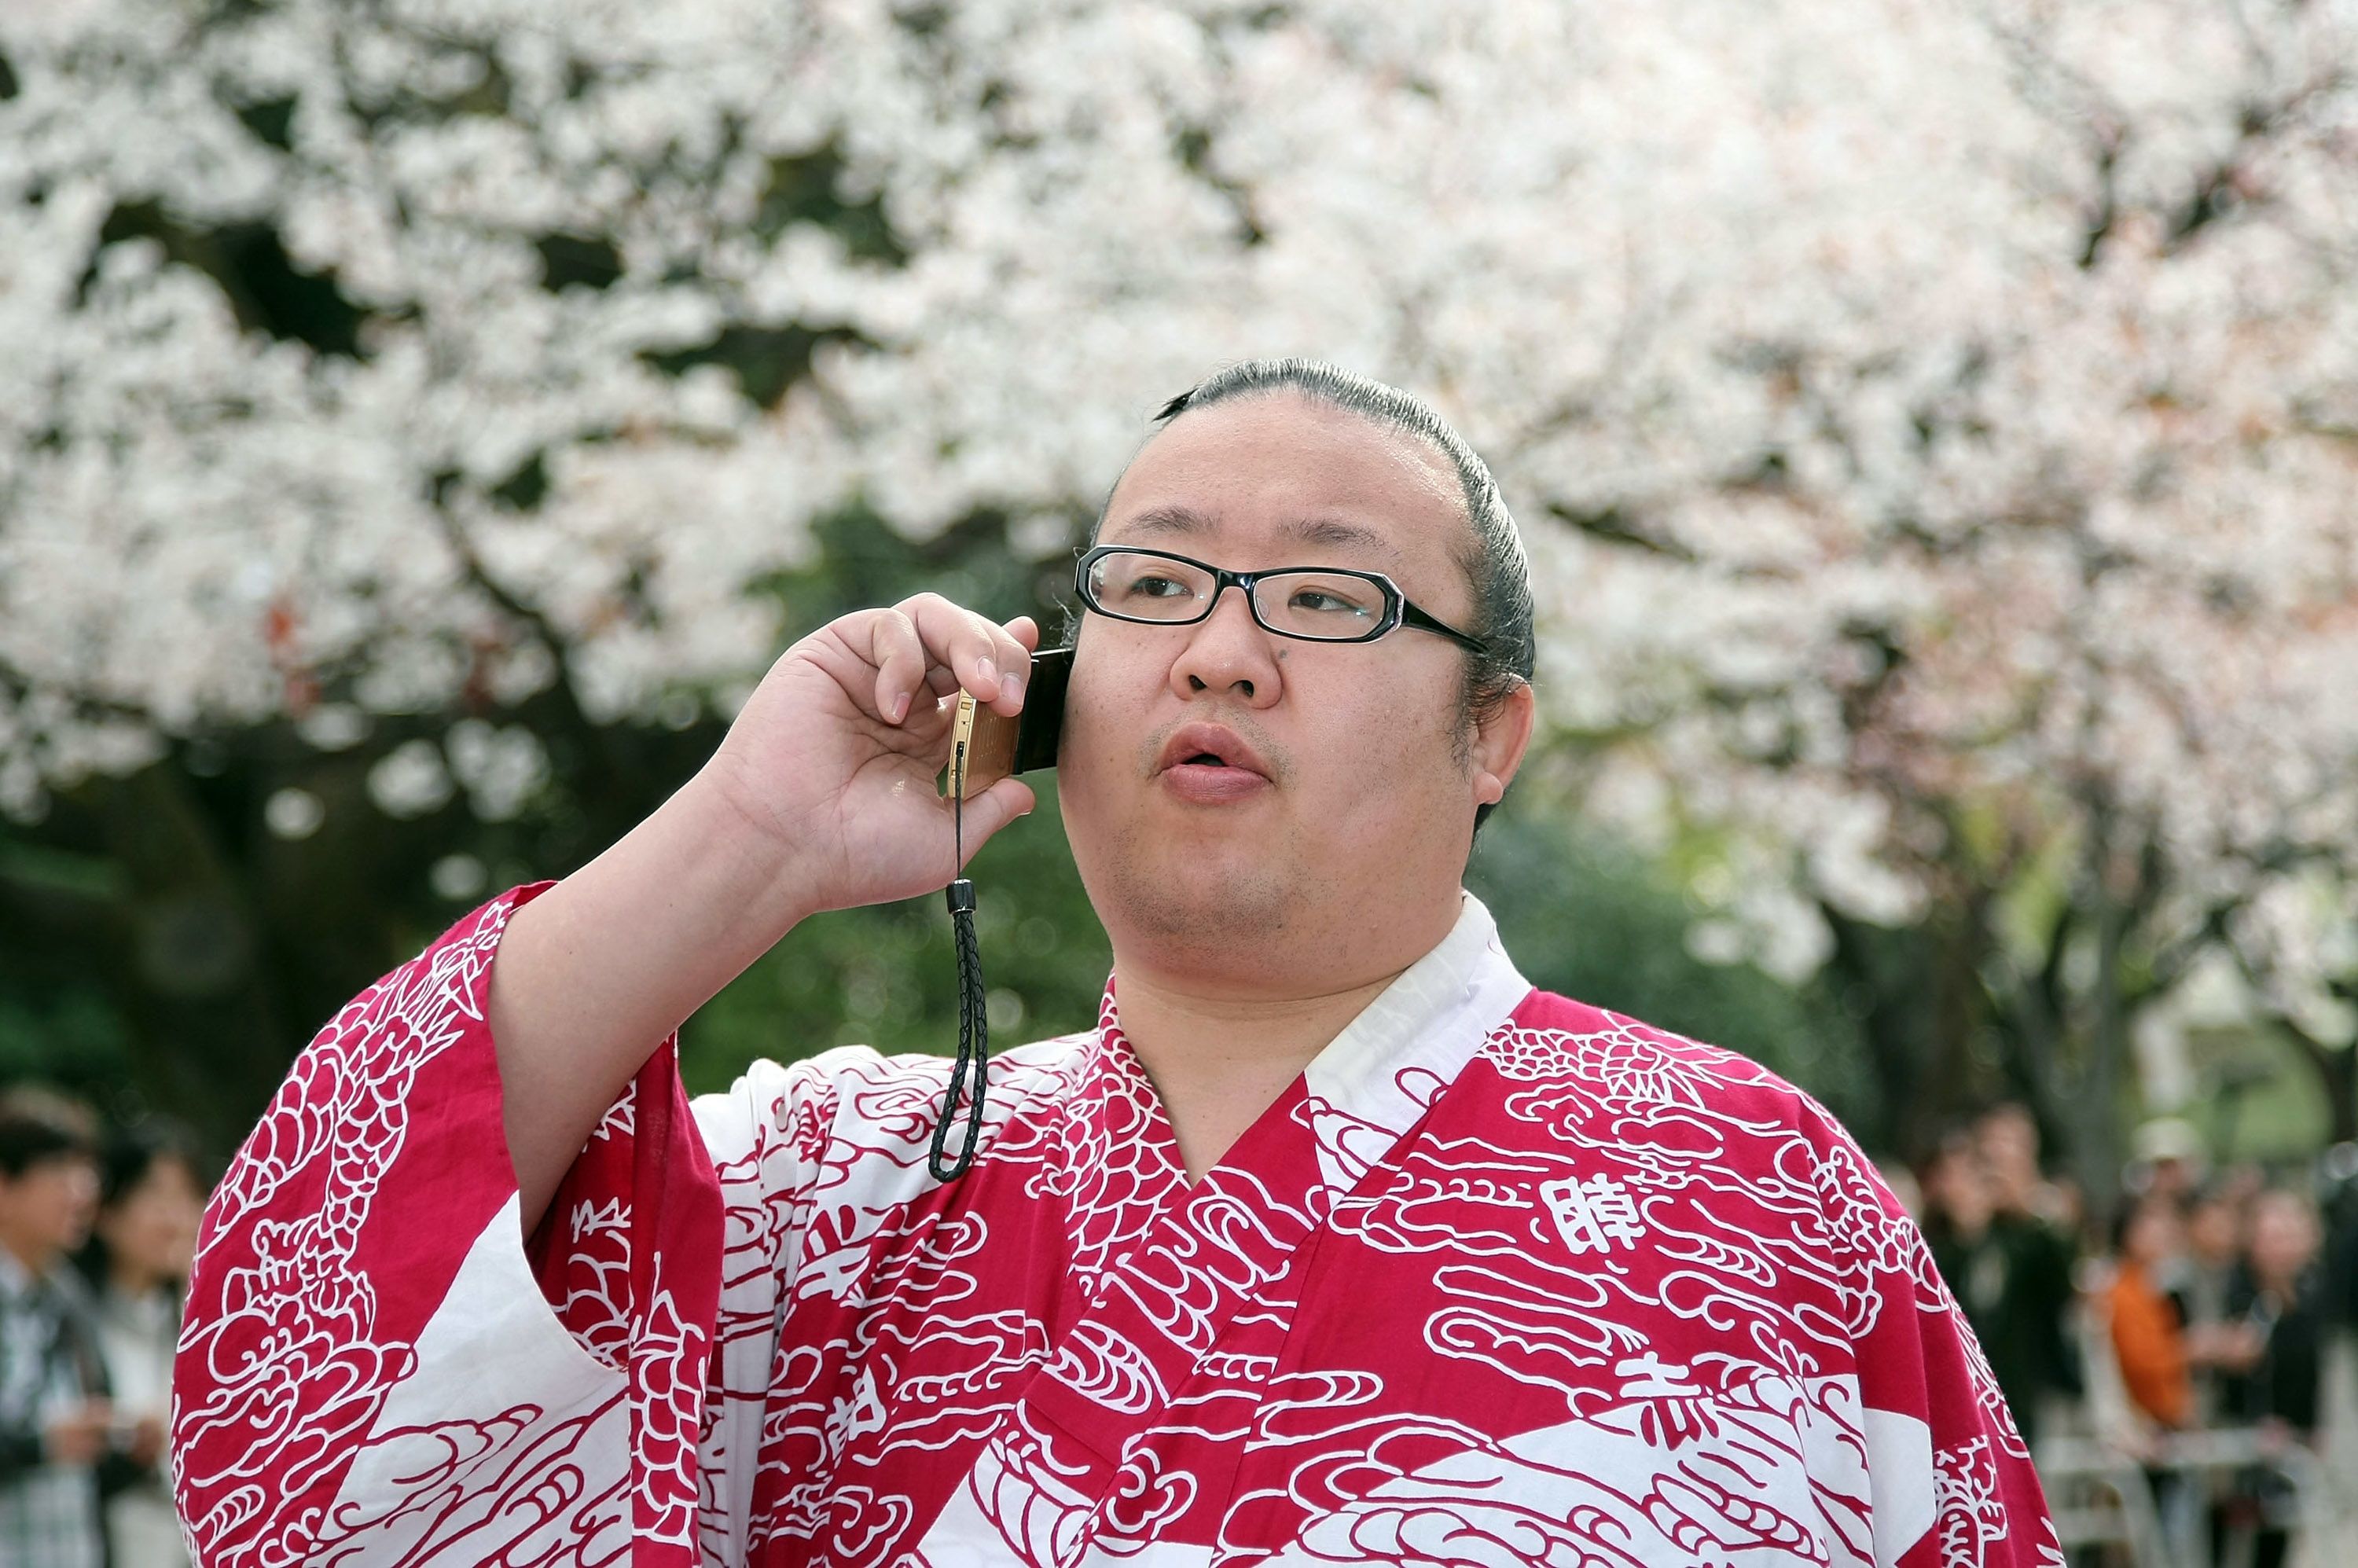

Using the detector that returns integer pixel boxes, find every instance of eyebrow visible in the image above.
[1115,504,1407,564]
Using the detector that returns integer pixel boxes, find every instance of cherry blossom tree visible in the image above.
[3,0,2353,1171]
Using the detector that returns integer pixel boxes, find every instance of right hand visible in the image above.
[42,1401,109,1467]
[696,593,1041,919]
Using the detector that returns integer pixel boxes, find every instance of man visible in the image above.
[174,361,2055,1566]
[2179,1186,2259,1425]
[0,1090,109,1568]
[1923,1131,2059,1450]
[1967,1104,2084,1446]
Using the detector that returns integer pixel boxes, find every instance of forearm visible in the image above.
[489,770,815,1236]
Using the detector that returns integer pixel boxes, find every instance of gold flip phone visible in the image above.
[945,646,1072,799]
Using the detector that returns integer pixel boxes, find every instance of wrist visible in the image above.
[667,769,823,937]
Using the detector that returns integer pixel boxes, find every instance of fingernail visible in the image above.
[978,658,999,691]
[1001,673,1023,706]
[890,692,909,722]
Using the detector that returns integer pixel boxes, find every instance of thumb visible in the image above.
[954,778,1037,868]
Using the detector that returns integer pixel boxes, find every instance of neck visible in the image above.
[1103,887,1467,1181]
[0,1231,53,1279]
[1115,965,1402,1182]
[109,1258,160,1299]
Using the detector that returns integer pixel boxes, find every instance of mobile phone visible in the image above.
[946,645,1071,799]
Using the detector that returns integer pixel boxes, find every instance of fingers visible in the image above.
[955,777,1037,867]
[898,594,1032,718]
[852,599,1038,727]
[867,611,928,725]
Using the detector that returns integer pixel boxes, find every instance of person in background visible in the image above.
[74,1126,202,1568]
[1923,1128,2070,1449]
[2214,1188,2327,1568]
[0,1089,108,1568]
[2104,1192,2193,1434]
[1977,1103,2070,1226]
[1973,1103,2084,1438]
[2319,1141,2358,1333]
[2126,1118,2207,1221]
[2178,1187,2257,1427]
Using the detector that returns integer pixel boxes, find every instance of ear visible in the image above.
[1469,680,1536,807]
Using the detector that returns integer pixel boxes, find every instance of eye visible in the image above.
[1284,579,1379,619]
[1129,573,1191,599]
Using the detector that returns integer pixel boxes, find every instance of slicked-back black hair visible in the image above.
[1111,358,1537,831]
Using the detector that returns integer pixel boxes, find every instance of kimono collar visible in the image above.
[1294,890,1533,1192]
[1090,892,1532,1199]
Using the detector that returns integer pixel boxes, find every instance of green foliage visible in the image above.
[0,989,136,1115]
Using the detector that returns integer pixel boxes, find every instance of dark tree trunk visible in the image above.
[1821,894,1995,1166]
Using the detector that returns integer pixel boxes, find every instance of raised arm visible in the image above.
[175,596,1041,1568]
[488,595,1041,1236]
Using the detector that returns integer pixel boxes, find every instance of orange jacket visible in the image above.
[2107,1262,2191,1427]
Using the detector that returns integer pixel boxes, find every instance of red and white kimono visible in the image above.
[173,882,2059,1567]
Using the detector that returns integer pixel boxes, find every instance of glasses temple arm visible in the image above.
[1400,600,1489,655]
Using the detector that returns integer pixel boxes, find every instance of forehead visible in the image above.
[1102,393,1468,575]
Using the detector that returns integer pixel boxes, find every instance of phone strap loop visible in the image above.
[929,735,989,1181]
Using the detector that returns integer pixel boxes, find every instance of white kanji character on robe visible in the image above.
[1541,1173,1644,1254]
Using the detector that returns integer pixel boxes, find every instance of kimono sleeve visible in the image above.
[1805,1100,2062,1568]
[171,882,725,1568]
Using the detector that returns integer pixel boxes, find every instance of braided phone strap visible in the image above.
[928,736,989,1180]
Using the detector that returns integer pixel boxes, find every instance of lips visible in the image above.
[1155,722,1270,780]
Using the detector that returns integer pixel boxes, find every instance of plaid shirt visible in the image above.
[0,1250,103,1568]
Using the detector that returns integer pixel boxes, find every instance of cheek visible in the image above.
[1060,647,1156,779]
[1290,686,1468,822]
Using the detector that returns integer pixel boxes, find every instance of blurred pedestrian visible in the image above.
[2104,1192,2193,1434]
[75,1126,202,1568]
[1977,1103,2070,1226]
[1923,1127,2073,1448]
[2213,1188,2327,1568]
[1973,1103,2083,1437]
[2319,1141,2358,1331]
[2179,1187,2255,1426]
[2126,1118,2207,1215]
[0,1089,107,1568]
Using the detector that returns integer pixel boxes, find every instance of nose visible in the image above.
[1167,584,1283,707]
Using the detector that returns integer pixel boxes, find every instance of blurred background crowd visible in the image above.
[1907,1106,2358,1564]
[3,0,2356,1562]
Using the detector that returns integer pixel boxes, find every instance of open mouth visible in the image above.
[1157,723,1267,777]
[1155,724,1273,799]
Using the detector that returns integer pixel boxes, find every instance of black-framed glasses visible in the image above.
[1075,545,1489,654]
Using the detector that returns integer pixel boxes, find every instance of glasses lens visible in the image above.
[1088,552,1215,622]
[1253,570,1390,641]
